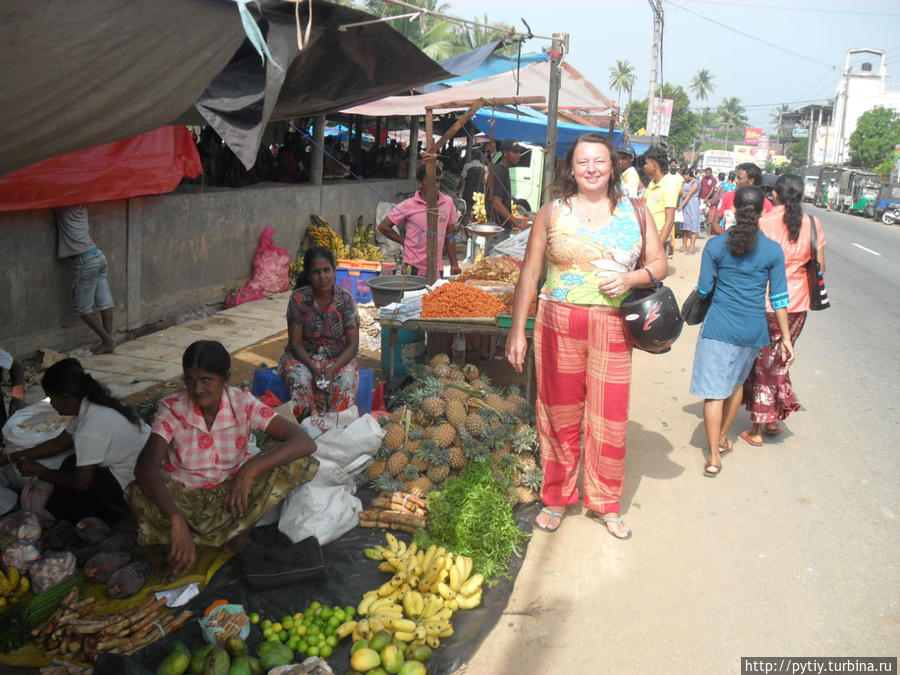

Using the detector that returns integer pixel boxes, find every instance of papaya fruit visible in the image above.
[227,655,252,675]
[368,630,392,652]
[246,656,262,675]
[258,646,293,671]
[202,646,230,675]
[225,636,246,658]
[380,644,403,674]
[157,652,190,675]
[398,662,427,675]
[170,642,191,657]
[350,639,369,655]
[189,645,214,675]
[403,644,431,663]
[349,647,381,672]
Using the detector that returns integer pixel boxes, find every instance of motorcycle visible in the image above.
[882,206,900,225]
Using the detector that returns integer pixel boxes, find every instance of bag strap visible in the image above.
[808,213,819,259]
[630,197,648,269]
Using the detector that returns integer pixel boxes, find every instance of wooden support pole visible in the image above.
[425,109,438,284]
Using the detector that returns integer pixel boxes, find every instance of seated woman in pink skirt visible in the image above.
[278,247,359,420]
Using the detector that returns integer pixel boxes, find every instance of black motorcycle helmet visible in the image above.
[620,271,684,354]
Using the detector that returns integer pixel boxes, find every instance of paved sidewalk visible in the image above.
[52,292,291,402]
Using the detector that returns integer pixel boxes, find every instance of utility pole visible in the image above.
[542,32,568,206]
[647,1,663,143]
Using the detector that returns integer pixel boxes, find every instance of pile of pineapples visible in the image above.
[366,355,543,505]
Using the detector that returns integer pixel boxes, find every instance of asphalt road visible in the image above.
[462,214,900,675]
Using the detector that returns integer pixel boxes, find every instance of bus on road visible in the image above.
[697,149,736,177]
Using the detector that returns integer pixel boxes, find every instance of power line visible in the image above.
[684,0,900,16]
[664,0,837,69]
[377,0,553,40]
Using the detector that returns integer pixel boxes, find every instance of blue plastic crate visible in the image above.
[335,266,380,304]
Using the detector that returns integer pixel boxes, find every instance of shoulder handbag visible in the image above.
[805,214,830,310]
[681,282,714,326]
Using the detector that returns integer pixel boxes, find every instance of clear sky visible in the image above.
[439,0,900,133]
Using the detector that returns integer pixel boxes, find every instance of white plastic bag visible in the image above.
[1,400,74,488]
[278,412,385,545]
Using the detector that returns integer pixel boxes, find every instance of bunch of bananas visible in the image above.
[348,224,383,262]
[0,567,30,606]
[510,201,520,219]
[307,221,349,259]
[338,533,483,649]
[471,193,487,224]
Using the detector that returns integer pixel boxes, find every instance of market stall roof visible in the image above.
[342,60,615,118]
[0,0,449,176]
[423,45,549,92]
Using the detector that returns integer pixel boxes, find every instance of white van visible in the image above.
[509,143,544,213]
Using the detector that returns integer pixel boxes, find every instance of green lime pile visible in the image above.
[258,601,356,659]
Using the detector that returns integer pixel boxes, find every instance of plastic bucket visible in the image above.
[381,329,425,379]
[356,366,374,415]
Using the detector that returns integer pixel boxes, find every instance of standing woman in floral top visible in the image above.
[278,247,360,420]
[128,340,318,580]
[506,132,667,539]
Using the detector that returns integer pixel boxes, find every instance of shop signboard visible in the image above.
[647,97,674,137]
[744,127,763,146]
[792,128,809,138]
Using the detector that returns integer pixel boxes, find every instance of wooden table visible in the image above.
[379,316,536,401]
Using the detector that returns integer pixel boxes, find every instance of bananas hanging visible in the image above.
[345,533,484,649]
[348,224,383,262]
[471,193,487,224]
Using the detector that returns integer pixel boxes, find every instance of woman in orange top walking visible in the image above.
[741,174,826,446]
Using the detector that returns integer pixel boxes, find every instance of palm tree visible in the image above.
[365,0,457,59]
[770,103,791,148]
[717,97,747,150]
[696,106,721,148]
[608,60,636,131]
[458,13,514,52]
[689,69,715,102]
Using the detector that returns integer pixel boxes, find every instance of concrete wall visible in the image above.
[0,178,411,357]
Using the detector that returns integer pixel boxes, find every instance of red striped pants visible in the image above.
[534,300,632,514]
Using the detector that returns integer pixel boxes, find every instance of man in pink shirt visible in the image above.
[378,163,460,277]
[708,162,773,235]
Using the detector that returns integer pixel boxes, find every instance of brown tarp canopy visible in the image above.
[0,0,449,175]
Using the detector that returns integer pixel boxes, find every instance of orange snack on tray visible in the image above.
[421,282,507,318]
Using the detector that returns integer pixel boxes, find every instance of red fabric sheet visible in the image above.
[0,126,202,212]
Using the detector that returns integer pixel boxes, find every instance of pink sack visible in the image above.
[244,226,291,294]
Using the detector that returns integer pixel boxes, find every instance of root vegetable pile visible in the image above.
[421,282,506,318]
[359,492,428,534]
[31,588,190,661]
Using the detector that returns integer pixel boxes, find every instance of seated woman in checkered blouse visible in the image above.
[127,340,318,581]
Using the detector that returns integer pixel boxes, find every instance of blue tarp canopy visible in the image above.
[425,46,549,92]
[471,108,649,158]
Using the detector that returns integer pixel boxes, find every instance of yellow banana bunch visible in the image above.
[0,567,29,605]
[510,201,520,219]
[353,534,484,649]
[307,222,349,259]
[348,224,383,261]
[471,192,487,223]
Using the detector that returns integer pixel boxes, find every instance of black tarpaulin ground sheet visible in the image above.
[95,502,540,675]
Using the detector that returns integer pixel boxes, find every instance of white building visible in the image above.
[830,48,900,165]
